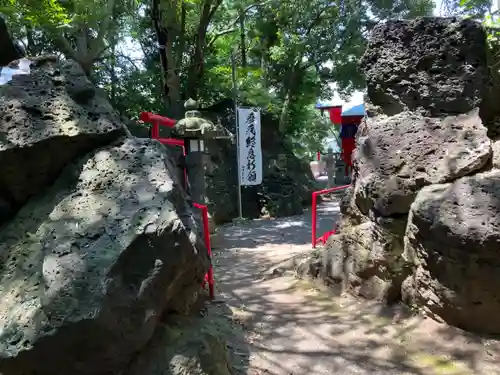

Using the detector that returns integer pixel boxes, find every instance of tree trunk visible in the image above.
[278,66,300,133]
[186,0,223,99]
[166,31,183,118]
[186,4,210,100]
[109,41,117,105]
[151,0,184,118]
[239,9,246,67]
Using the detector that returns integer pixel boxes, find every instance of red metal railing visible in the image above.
[139,112,181,149]
[311,185,350,248]
[193,203,215,299]
[140,112,188,187]
[140,111,176,138]
[139,112,215,298]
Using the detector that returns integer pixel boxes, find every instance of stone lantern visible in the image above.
[172,97,233,213]
[321,147,335,188]
[334,154,350,185]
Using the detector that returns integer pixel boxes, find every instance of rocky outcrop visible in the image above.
[0,138,209,375]
[303,17,500,334]
[362,17,487,118]
[354,109,491,217]
[300,221,407,302]
[342,17,492,304]
[402,170,500,333]
[0,52,210,374]
[125,315,233,375]
[0,56,127,225]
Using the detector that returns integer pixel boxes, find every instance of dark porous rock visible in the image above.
[0,137,209,375]
[338,185,365,230]
[354,109,490,218]
[402,170,500,334]
[492,139,500,169]
[309,16,500,330]
[204,139,246,223]
[124,316,233,375]
[360,17,487,117]
[0,57,126,225]
[373,215,408,240]
[261,164,305,217]
[303,222,408,302]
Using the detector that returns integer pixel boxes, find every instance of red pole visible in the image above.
[312,192,317,248]
[140,111,176,142]
[313,185,350,196]
[152,122,159,138]
[193,203,214,299]
[317,151,321,161]
[311,185,350,248]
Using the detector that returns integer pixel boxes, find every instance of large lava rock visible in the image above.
[0,137,209,375]
[300,221,408,302]
[360,17,487,117]
[354,109,491,217]
[124,315,233,375]
[0,56,126,225]
[403,170,500,334]
[332,18,492,301]
[301,17,500,324]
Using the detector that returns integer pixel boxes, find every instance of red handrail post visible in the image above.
[152,122,159,138]
[312,192,318,248]
[311,184,350,248]
[193,202,214,299]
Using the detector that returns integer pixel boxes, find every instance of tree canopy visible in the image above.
[1,0,436,156]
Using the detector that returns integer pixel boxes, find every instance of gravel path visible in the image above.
[213,201,500,375]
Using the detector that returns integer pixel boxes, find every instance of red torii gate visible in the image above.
[315,104,364,175]
[139,111,214,299]
[311,104,365,248]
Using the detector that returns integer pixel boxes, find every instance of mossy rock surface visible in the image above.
[124,303,248,375]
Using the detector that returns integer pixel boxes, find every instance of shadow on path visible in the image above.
[213,201,500,375]
[220,200,340,250]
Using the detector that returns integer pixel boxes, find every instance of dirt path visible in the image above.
[212,201,500,375]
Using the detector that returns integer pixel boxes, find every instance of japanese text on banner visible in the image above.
[237,107,262,186]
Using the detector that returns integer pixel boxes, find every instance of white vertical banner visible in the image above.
[237,107,262,186]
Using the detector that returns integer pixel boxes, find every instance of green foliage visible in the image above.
[485,13,500,44]
[441,0,491,17]
[0,0,71,27]
[1,0,434,156]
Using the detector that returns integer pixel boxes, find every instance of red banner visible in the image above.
[341,138,355,166]
[327,106,342,125]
